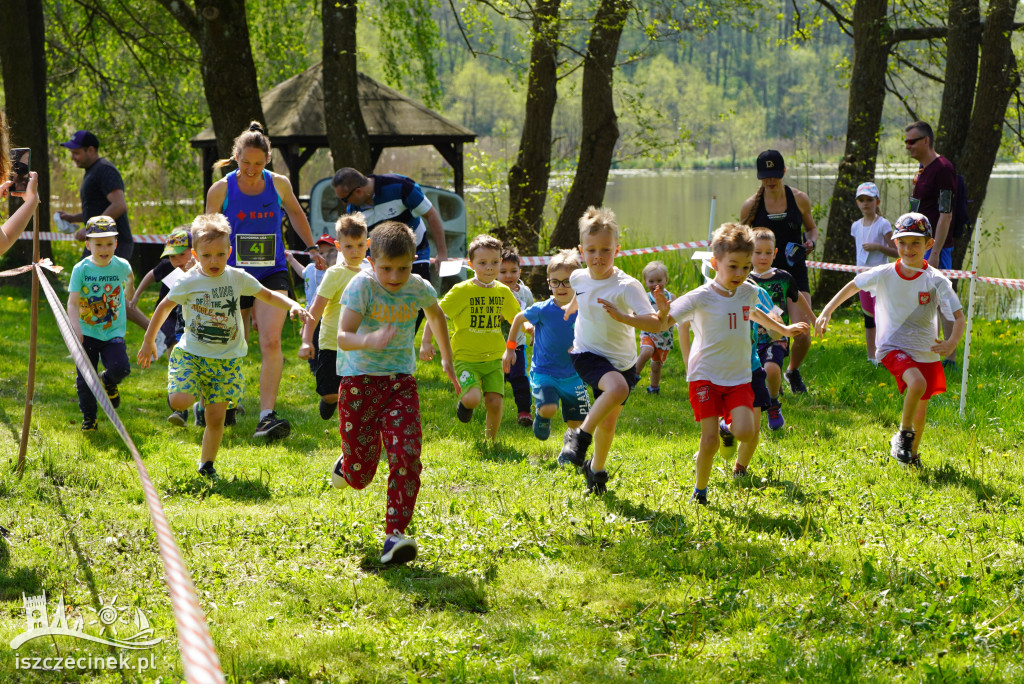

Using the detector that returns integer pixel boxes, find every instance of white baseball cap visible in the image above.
[855,182,879,199]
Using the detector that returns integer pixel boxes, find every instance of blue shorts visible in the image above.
[757,340,789,368]
[529,370,591,422]
[925,245,953,270]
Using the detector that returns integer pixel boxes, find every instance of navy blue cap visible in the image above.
[61,130,100,150]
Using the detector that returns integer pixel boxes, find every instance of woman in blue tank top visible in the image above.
[205,122,325,441]
[739,149,819,394]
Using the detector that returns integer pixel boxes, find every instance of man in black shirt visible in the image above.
[58,129,148,329]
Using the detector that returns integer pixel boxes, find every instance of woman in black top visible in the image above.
[740,150,819,393]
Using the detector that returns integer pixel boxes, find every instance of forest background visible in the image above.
[1,0,1023,301]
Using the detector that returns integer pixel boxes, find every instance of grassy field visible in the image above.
[1,270,1023,683]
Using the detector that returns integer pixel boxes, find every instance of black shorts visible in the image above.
[752,367,771,410]
[571,351,639,406]
[240,270,290,309]
[789,259,810,293]
[315,349,341,397]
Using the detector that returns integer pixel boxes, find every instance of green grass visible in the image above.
[1,279,1023,683]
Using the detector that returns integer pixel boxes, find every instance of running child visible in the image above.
[498,246,535,426]
[749,228,816,429]
[502,249,590,441]
[815,212,963,467]
[287,233,338,374]
[850,181,896,362]
[558,207,666,495]
[131,227,192,363]
[297,214,368,420]
[679,278,778,476]
[420,234,520,441]
[636,260,675,394]
[663,223,808,504]
[137,214,311,478]
[68,216,137,431]
[332,221,460,565]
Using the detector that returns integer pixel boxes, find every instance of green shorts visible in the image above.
[455,358,504,396]
[167,347,245,405]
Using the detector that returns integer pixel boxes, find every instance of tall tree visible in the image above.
[322,0,371,172]
[503,0,561,254]
[934,0,981,165]
[156,0,266,161]
[549,0,630,249]
[0,0,50,262]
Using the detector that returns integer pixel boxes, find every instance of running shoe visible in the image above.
[380,532,418,565]
[785,368,807,394]
[583,459,608,495]
[167,409,188,427]
[889,429,916,466]
[253,412,290,441]
[517,411,533,427]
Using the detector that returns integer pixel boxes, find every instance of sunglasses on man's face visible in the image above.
[547,278,572,288]
[904,136,925,146]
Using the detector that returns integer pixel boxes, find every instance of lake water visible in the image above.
[593,167,1024,318]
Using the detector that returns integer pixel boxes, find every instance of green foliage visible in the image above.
[365,0,444,108]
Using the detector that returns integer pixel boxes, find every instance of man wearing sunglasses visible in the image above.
[904,120,958,366]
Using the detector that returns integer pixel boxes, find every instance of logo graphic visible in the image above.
[696,385,710,403]
[765,160,775,168]
[262,201,274,208]
[742,306,750,322]
[11,591,162,651]
[918,292,931,305]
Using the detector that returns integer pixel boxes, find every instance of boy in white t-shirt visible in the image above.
[557,207,666,495]
[137,214,312,478]
[662,223,808,505]
[816,212,963,468]
[498,247,536,426]
[850,181,897,362]
[298,214,368,419]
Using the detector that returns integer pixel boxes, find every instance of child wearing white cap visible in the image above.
[850,181,897,361]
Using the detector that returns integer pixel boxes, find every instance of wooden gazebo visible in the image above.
[190,63,476,196]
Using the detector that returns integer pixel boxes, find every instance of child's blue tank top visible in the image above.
[224,169,286,280]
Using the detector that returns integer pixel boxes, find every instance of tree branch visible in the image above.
[155,0,199,42]
[812,0,853,36]
[893,53,943,84]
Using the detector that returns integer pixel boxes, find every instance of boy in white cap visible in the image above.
[850,181,896,361]
[815,212,964,467]
[67,216,138,431]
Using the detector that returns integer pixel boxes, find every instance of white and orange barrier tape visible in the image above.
[35,265,224,684]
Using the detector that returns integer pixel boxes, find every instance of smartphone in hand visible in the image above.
[9,148,30,195]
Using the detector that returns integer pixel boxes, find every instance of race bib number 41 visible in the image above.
[235,234,277,267]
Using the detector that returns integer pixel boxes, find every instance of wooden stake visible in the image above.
[16,204,40,475]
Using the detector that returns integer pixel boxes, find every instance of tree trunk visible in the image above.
[0,0,51,264]
[323,0,371,172]
[503,0,560,253]
[935,0,981,167]
[815,0,890,306]
[157,0,266,162]
[954,0,1019,272]
[549,0,629,249]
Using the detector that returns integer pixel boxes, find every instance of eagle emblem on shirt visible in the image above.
[918,292,930,305]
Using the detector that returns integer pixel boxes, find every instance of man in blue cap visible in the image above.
[57,130,134,259]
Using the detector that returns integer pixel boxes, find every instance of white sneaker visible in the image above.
[380,532,418,565]
[330,453,349,489]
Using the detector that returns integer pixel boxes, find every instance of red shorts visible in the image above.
[688,380,754,422]
[881,350,946,399]
[640,336,670,363]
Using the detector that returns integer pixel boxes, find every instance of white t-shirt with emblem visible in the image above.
[668,281,761,385]
[854,260,961,362]
[168,266,262,359]
[570,267,654,370]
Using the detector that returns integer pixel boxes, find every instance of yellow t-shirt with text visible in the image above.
[315,264,361,350]
[439,279,521,362]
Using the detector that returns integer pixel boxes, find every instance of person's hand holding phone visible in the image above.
[8,148,31,197]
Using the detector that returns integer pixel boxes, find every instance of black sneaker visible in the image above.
[583,459,608,495]
[101,372,121,409]
[224,407,236,427]
[193,402,206,428]
[889,429,916,466]
[646,386,660,395]
[557,428,592,470]
[81,417,98,432]
[167,409,188,427]
[785,368,807,394]
[533,415,551,441]
[253,412,290,440]
[319,399,336,420]
[456,401,473,423]
[197,461,217,478]
[691,489,708,505]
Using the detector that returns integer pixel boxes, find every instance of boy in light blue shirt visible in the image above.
[503,249,590,441]
[333,221,460,566]
[67,216,137,431]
